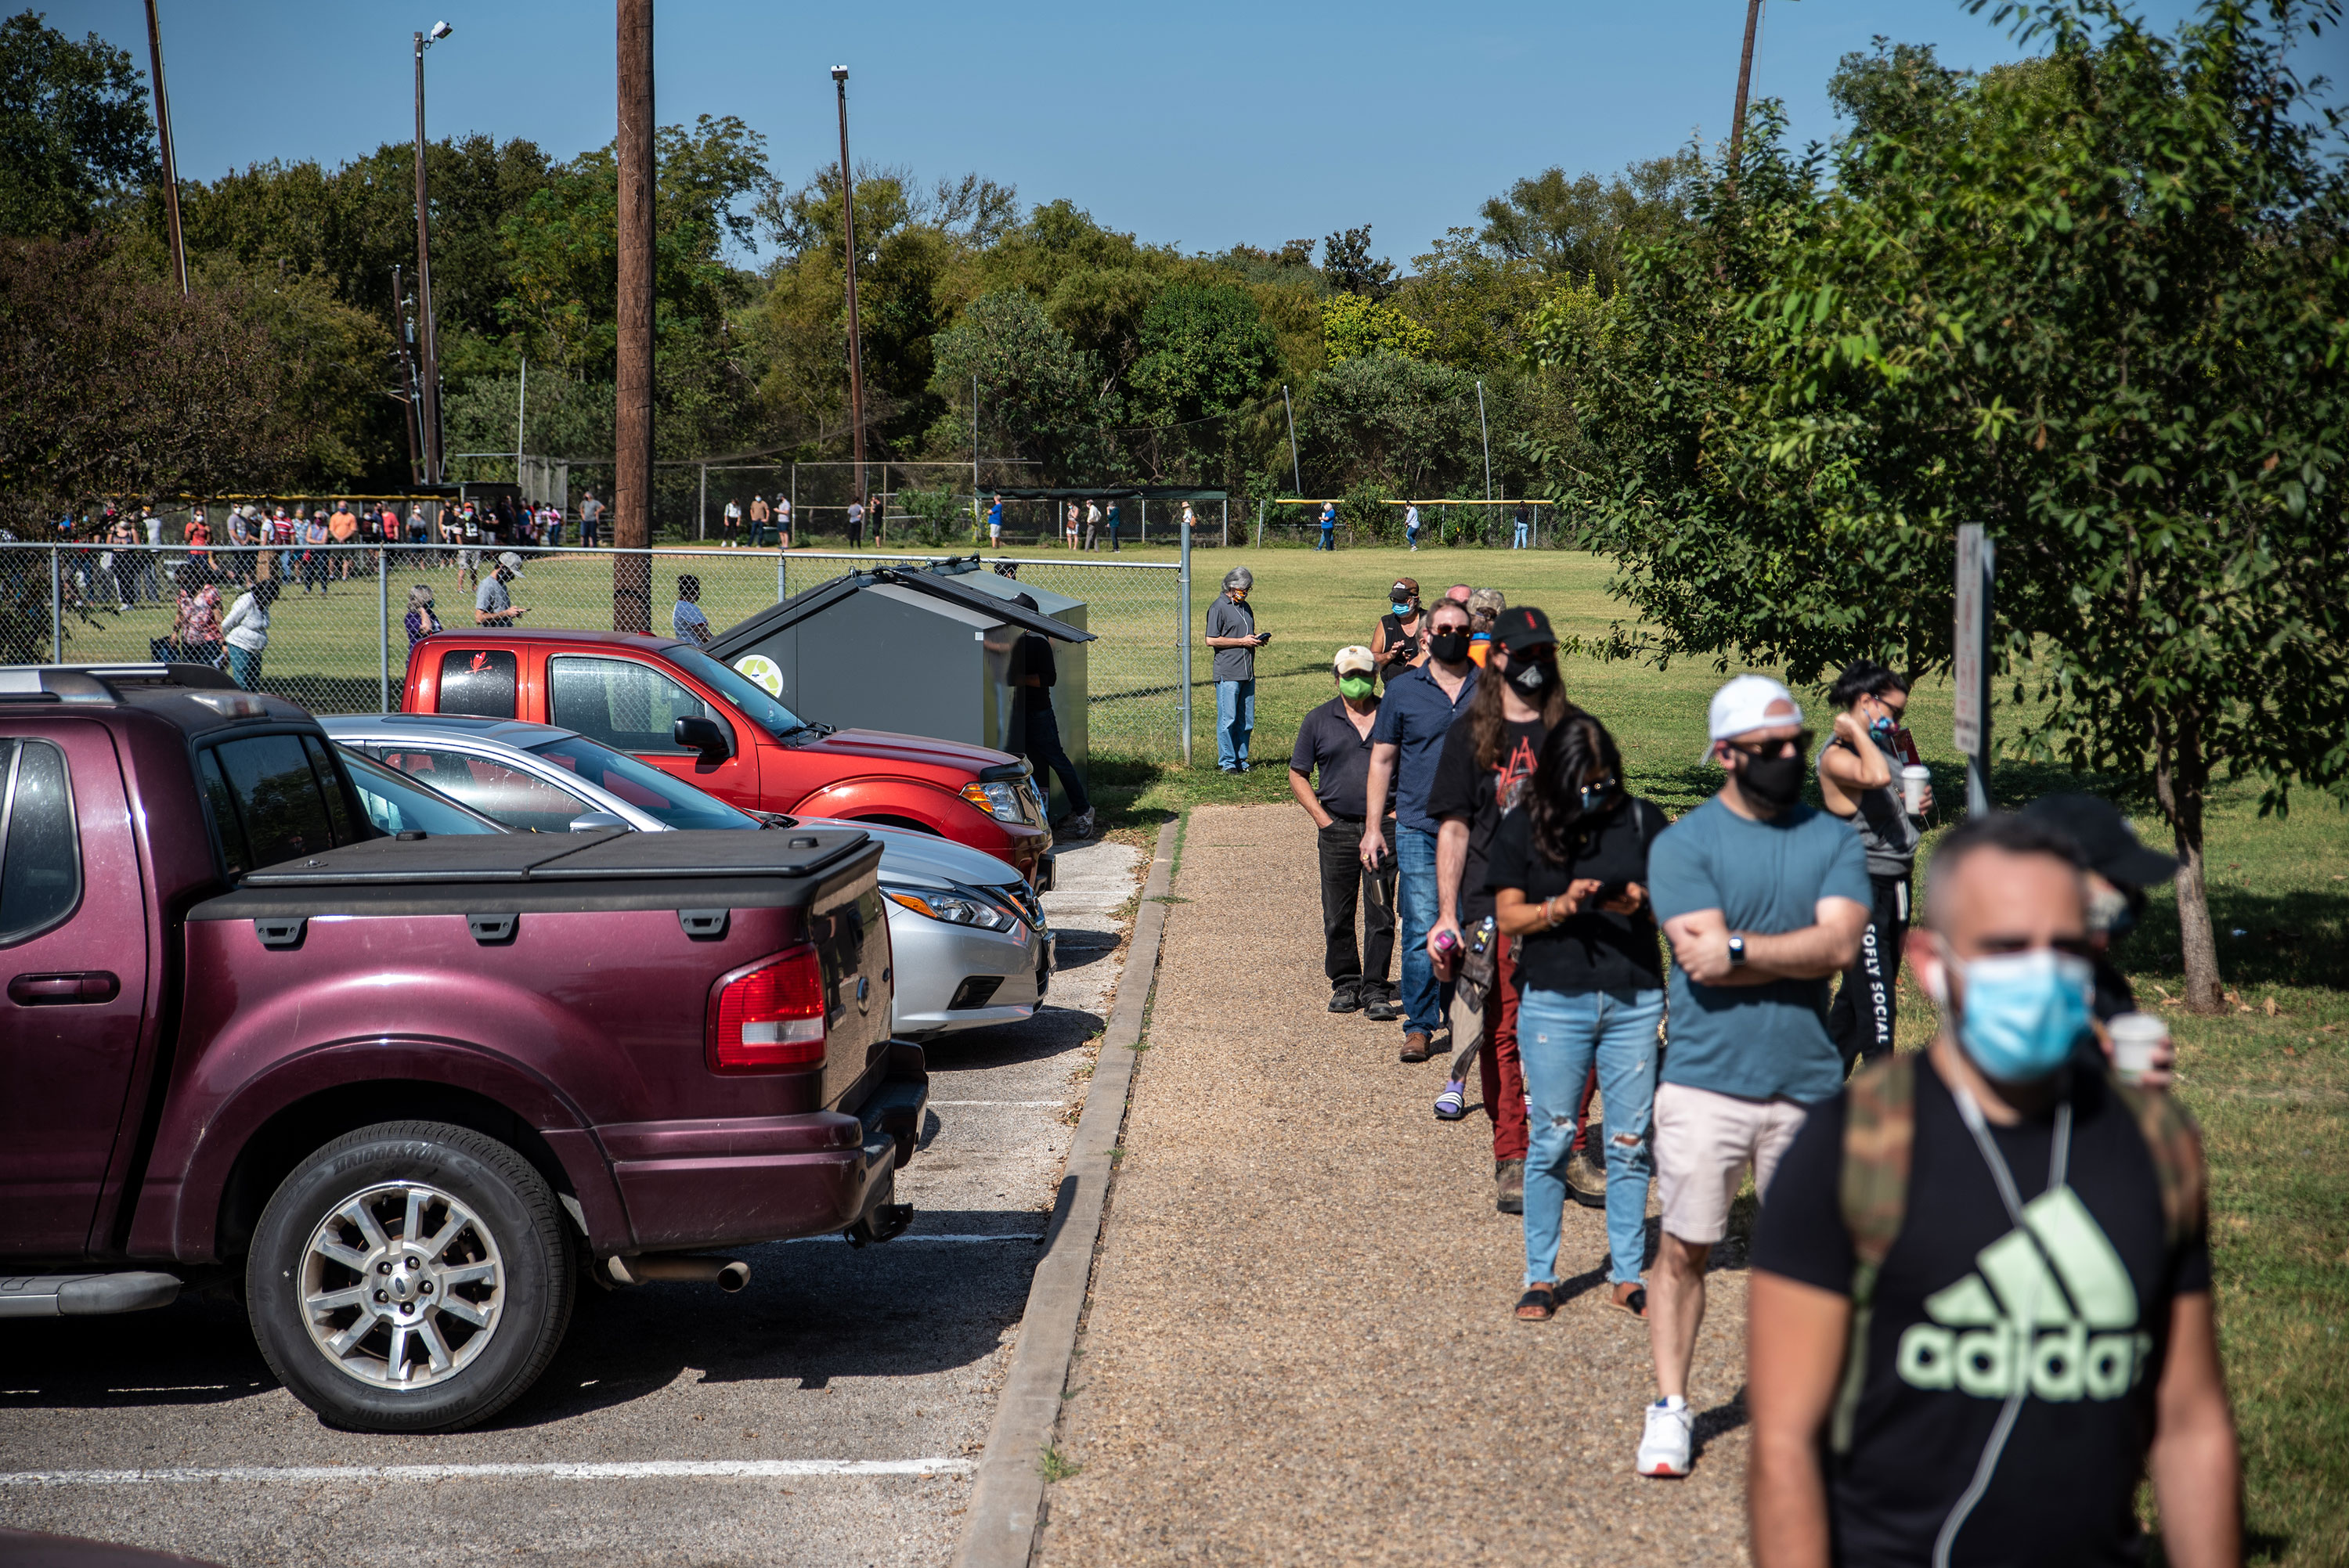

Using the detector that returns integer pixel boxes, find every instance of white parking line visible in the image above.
[0,1459,975,1487]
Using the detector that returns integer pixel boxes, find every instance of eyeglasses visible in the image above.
[1723,730,1814,760]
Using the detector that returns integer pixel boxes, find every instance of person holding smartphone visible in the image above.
[1205,566,1269,773]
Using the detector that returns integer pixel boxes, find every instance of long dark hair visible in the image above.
[1464,647,1574,770]
[1528,711,1626,867]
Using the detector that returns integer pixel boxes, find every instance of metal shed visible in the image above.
[703,564,1095,810]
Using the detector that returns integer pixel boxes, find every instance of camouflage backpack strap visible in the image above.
[1831,1052,1917,1455]
[2110,1074,2209,1258]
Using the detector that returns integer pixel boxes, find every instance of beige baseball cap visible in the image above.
[1333,645,1377,679]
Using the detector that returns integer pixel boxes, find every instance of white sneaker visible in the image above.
[1636,1397,1692,1477]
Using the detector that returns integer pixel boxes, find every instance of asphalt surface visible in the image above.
[0,838,1146,1568]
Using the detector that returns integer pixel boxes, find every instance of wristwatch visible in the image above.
[1727,934,1748,968]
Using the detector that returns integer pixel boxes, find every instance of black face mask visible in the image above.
[1737,748,1806,810]
[1507,657,1556,699]
[1427,630,1470,664]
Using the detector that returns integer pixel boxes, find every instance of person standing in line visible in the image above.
[404,583,442,649]
[2019,792,2181,1027]
[1291,646,1401,1020]
[108,513,139,610]
[1745,813,2236,1568]
[870,493,885,544]
[1007,593,1095,839]
[1513,501,1532,549]
[1373,577,1426,683]
[983,494,1001,552]
[1203,567,1268,773]
[1490,711,1669,1321]
[1817,660,1930,1072]
[774,493,792,548]
[218,578,279,692]
[1405,501,1421,552]
[1065,502,1081,551]
[672,573,713,644]
[1360,598,1479,1063]
[1104,498,1121,552]
[1424,605,1576,1214]
[579,490,604,548]
[168,565,223,668]
[1444,582,1473,611]
[182,506,211,569]
[1318,500,1337,552]
[1634,675,1871,1479]
[722,496,742,546]
[1084,499,1102,550]
[749,494,770,547]
[303,510,333,594]
[1466,586,1506,666]
[328,499,359,581]
[846,496,867,549]
[474,551,529,627]
[139,504,165,604]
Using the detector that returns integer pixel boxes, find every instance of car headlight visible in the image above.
[883,884,1019,932]
[960,779,1026,822]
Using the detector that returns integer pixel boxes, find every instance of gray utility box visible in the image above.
[704,564,1094,812]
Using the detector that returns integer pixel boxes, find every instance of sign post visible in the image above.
[1952,524,1996,816]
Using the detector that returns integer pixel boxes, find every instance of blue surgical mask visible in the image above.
[1938,946,2093,1083]
[1391,601,1412,616]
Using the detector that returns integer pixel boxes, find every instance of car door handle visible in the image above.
[8,971,120,1006]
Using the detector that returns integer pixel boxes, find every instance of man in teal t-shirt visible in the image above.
[1632,673,1871,1481]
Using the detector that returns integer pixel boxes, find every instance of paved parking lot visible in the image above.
[0,838,1146,1568]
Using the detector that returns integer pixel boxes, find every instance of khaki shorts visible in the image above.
[1653,1081,1812,1245]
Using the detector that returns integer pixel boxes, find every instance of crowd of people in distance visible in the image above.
[1272,570,2238,1566]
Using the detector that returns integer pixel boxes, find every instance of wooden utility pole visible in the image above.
[613,0,655,630]
[832,67,867,520]
[142,0,187,295]
[393,265,423,488]
[412,27,448,488]
[1726,0,1765,195]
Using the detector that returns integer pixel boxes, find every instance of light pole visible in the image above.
[833,67,868,521]
[142,0,187,295]
[413,20,453,488]
[1727,0,1765,194]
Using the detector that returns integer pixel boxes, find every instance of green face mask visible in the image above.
[1338,676,1375,699]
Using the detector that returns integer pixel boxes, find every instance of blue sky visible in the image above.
[60,0,2304,268]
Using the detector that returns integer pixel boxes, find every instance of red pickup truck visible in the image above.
[0,663,923,1433]
[401,630,1055,885]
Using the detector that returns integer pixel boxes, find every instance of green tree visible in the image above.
[1125,283,1280,482]
[1395,228,1547,373]
[927,290,1106,480]
[1539,1,2349,1011]
[1319,223,1395,297]
[1322,291,1434,363]
[0,11,157,236]
[1477,153,1700,290]
[1293,354,1481,500]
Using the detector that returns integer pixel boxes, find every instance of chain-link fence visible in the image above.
[2,542,1190,763]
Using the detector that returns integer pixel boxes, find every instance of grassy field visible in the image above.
[1077,542,2346,1566]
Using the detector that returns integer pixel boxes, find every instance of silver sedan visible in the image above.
[319,713,1052,1040]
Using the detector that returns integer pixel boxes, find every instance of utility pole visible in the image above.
[392,265,422,488]
[413,23,452,491]
[142,0,187,296]
[1476,377,1492,503]
[1282,384,1302,494]
[833,67,868,524]
[971,373,980,532]
[613,0,655,629]
[1727,0,1765,195]
[514,355,528,495]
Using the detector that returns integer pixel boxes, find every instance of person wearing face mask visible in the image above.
[1361,599,1480,1063]
[1424,606,1581,1211]
[1636,674,1872,1479]
[1818,660,1932,1072]
[1291,647,1400,1018]
[474,551,529,627]
[2019,793,2180,1023]
[1372,577,1425,682]
[1745,813,2235,1568]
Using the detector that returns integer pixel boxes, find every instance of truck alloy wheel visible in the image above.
[247,1120,574,1433]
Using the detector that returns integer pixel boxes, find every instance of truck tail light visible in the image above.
[708,946,828,1073]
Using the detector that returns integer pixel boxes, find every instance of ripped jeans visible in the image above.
[1516,984,1663,1288]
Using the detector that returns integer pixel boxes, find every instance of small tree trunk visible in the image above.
[2153,722,2224,1012]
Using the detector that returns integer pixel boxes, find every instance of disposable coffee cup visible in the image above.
[2108,1011,2168,1083]
[1900,764,1932,816]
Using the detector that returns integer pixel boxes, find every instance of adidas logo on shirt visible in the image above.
[1896,1185,2152,1402]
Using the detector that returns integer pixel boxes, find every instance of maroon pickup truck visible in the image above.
[0,664,925,1432]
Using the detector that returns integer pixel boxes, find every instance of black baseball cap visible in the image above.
[1492,605,1557,654]
[2019,793,2179,888]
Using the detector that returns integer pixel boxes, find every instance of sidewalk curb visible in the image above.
[952,816,1180,1568]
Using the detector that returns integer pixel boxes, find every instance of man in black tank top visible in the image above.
[1374,577,1424,683]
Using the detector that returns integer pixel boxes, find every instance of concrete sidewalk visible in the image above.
[1039,806,1755,1565]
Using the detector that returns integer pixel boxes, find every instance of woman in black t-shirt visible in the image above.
[1488,712,1669,1321]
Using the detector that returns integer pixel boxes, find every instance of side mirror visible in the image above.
[568,811,627,834]
[673,715,732,762]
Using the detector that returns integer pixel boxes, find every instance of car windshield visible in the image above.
[667,647,817,741]
[525,734,760,831]
[337,747,508,838]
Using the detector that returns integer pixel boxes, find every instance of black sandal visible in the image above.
[1515,1285,1558,1321]
[1611,1284,1648,1319]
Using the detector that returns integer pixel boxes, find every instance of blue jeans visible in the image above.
[1517,984,1663,1287]
[1513,521,1529,548]
[226,643,263,692]
[1394,825,1449,1036]
[1214,679,1254,770]
[1318,526,1335,551]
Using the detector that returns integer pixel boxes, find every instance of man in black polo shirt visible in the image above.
[1291,646,1399,1018]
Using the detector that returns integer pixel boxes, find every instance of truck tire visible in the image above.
[245,1120,575,1433]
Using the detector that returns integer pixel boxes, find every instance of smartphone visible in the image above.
[1590,880,1630,907]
